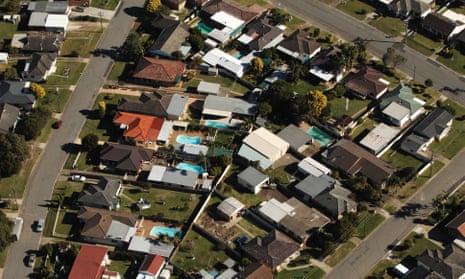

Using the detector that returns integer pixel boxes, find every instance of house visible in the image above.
[21,33,63,53]
[238,127,290,169]
[326,115,356,137]
[21,52,57,82]
[132,57,185,87]
[217,197,245,221]
[117,92,188,120]
[0,104,20,134]
[378,0,433,18]
[113,111,173,147]
[257,197,330,242]
[241,230,300,271]
[27,1,69,14]
[400,133,430,159]
[445,210,465,239]
[455,29,465,52]
[297,157,331,177]
[99,143,154,175]
[147,165,198,190]
[379,84,425,127]
[137,254,165,279]
[295,173,340,200]
[202,95,257,120]
[313,185,357,219]
[277,124,313,153]
[68,245,117,279]
[197,81,221,95]
[239,263,274,279]
[0,52,8,64]
[412,108,453,143]
[78,177,122,210]
[128,236,175,257]
[359,123,400,156]
[148,14,189,58]
[321,139,395,185]
[28,12,69,33]
[68,0,91,7]
[237,166,269,194]
[0,81,35,110]
[309,46,345,83]
[164,0,186,11]
[277,29,321,64]
[202,48,246,78]
[344,66,390,100]
[237,15,284,51]
[422,13,464,41]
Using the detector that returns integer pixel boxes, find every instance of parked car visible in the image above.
[27,253,36,267]
[72,6,85,12]
[35,219,45,232]
[53,120,63,129]
[235,235,249,246]
[70,175,86,182]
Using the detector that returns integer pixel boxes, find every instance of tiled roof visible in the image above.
[133,57,185,83]
[23,52,57,79]
[113,111,164,142]
[445,210,465,238]
[423,13,456,37]
[77,206,137,239]
[139,254,165,276]
[21,33,63,53]
[278,29,321,58]
[412,108,453,139]
[100,142,153,173]
[345,66,388,98]
[68,245,108,279]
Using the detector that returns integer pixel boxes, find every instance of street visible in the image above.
[2,0,145,278]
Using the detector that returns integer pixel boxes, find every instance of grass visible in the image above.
[368,259,394,279]
[182,71,250,95]
[276,267,325,279]
[46,61,86,85]
[234,0,268,6]
[107,259,131,277]
[237,218,268,237]
[0,22,18,44]
[369,16,406,37]
[356,212,385,239]
[392,232,440,259]
[173,229,228,273]
[397,161,444,201]
[337,0,376,20]
[220,182,263,208]
[325,241,356,267]
[38,89,72,114]
[91,0,120,10]
[107,61,126,81]
[0,245,10,268]
[60,31,101,58]
[381,149,423,171]
[286,14,307,34]
[350,117,377,139]
[384,204,398,215]
[405,34,440,56]
[329,97,371,118]
[293,79,327,95]
[37,118,56,143]
[437,49,465,75]
[54,210,78,236]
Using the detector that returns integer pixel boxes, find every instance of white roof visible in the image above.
[382,102,410,121]
[258,198,295,223]
[148,165,166,182]
[158,121,173,142]
[310,66,335,82]
[182,144,208,155]
[202,48,244,77]
[209,28,230,43]
[218,197,245,216]
[45,14,68,29]
[211,11,244,31]
[204,38,219,47]
[297,157,331,177]
[243,127,289,162]
[198,81,220,95]
[394,264,409,275]
[359,123,400,153]
[0,52,8,61]
[237,34,253,44]
[128,236,174,257]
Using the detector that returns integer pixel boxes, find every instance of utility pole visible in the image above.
[99,11,103,33]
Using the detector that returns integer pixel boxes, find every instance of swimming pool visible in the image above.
[205,120,230,129]
[176,135,201,145]
[150,226,183,238]
[176,162,204,174]
[307,127,334,147]
[197,21,213,34]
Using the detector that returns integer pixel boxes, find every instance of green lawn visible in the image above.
[267,165,295,187]
[0,22,18,44]
[325,241,356,267]
[337,0,376,20]
[277,267,325,279]
[350,117,377,139]
[286,14,307,34]
[392,232,440,259]
[405,33,441,56]
[0,245,10,268]
[107,259,131,277]
[381,149,423,171]
[220,179,263,208]
[61,31,101,58]
[329,97,371,118]
[52,181,85,207]
[398,161,444,201]
[369,16,406,37]
[234,0,267,6]
[173,230,228,273]
[356,212,385,239]
[438,48,465,74]
[37,89,72,114]
[293,79,327,95]
[107,61,126,81]
[120,187,201,222]
[54,210,78,236]
[182,71,250,95]
[46,61,86,85]
[368,259,395,279]
[91,0,120,10]
[37,118,56,143]
[238,218,268,237]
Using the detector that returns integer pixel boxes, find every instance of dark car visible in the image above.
[235,235,249,246]
[72,6,85,12]
[53,120,63,129]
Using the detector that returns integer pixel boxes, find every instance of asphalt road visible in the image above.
[270,0,465,106]
[2,1,145,278]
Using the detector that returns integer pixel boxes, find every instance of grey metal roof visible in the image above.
[237,166,268,187]
[400,133,428,154]
[295,174,337,199]
[162,167,198,188]
[0,103,19,134]
[203,95,257,116]
[27,1,68,14]
[413,108,453,139]
[197,81,220,95]
[314,185,356,218]
[128,236,174,257]
[277,124,313,150]
[28,12,47,27]
[217,197,245,217]
[182,144,209,156]
[166,94,188,117]
[78,177,121,208]
[149,14,189,57]
[23,52,57,81]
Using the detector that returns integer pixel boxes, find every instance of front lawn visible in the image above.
[337,0,376,20]
[91,0,120,10]
[276,267,325,279]
[381,149,423,171]
[293,79,327,95]
[234,0,267,6]
[437,49,465,75]
[37,89,72,114]
[61,31,101,58]
[329,97,371,118]
[405,33,441,56]
[392,232,440,259]
[46,61,86,85]
[356,211,385,239]
[397,161,444,201]
[325,241,356,267]
[369,16,406,37]
[107,61,126,81]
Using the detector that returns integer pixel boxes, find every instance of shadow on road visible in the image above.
[61,143,81,154]
[123,6,144,17]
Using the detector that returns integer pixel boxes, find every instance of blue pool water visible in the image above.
[176,162,204,174]
[150,226,183,238]
[197,21,213,34]
[205,120,230,129]
[307,127,334,147]
[176,135,201,145]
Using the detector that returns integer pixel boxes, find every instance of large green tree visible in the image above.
[0,211,12,252]
[0,134,29,177]
[120,32,145,61]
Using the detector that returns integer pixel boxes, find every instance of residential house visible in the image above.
[117,92,188,120]
[113,111,173,147]
[295,173,340,200]
[445,210,465,240]
[241,230,300,271]
[132,57,185,87]
[69,0,91,7]
[277,29,321,64]
[237,166,269,194]
[257,197,330,242]
[78,177,122,210]
[313,185,357,219]
[21,52,57,82]
[99,143,153,175]
[202,48,246,77]
[164,0,186,11]
[321,139,395,186]
[455,29,465,52]
[239,263,274,279]
[277,124,313,154]
[379,84,425,127]
[27,1,69,14]
[411,0,434,17]
[238,15,284,51]
[217,197,245,221]
[297,157,331,177]
[0,81,35,110]
[148,14,189,58]
[359,123,400,156]
[0,104,20,134]
[147,165,198,190]
[202,95,257,120]
[197,81,221,95]
[378,0,433,18]
[77,206,138,247]
[0,52,8,64]
[238,127,290,169]
[136,254,165,279]
[344,66,390,100]
[326,115,357,137]
[422,12,465,42]
[28,12,69,33]
[68,245,118,279]
[21,33,63,53]
[309,46,345,83]
[128,236,175,257]
[400,133,430,160]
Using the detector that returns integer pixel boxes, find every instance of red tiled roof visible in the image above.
[113,111,164,142]
[139,254,165,276]
[68,245,108,279]
[133,57,185,83]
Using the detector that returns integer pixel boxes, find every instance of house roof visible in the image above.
[0,81,35,108]
[147,165,198,188]
[277,29,321,60]
[400,133,428,154]
[217,197,245,217]
[237,144,273,169]
[201,0,264,24]
[240,263,274,279]
[149,14,189,56]
[277,124,313,151]
[380,84,425,116]
[202,48,245,77]
[297,157,331,177]
[295,174,338,199]
[258,198,295,223]
[138,254,165,276]
[445,210,465,238]
[241,230,300,269]
[413,108,453,139]
[133,57,185,83]
[28,12,48,27]
[113,111,165,142]
[414,244,465,279]
[166,94,188,117]
[202,95,256,117]
[344,66,389,98]
[359,123,400,154]
[68,245,108,279]
[100,142,153,173]
[323,139,395,185]
[243,127,289,161]
[27,1,68,14]
[182,143,209,156]
[22,33,63,53]
[382,102,410,122]
[237,166,269,187]
[0,103,20,134]
[78,177,121,208]
[24,52,57,78]
[243,15,284,51]
[314,185,357,218]
[423,13,456,37]
[128,236,175,257]
[118,92,187,119]
[197,81,221,95]
[44,14,68,29]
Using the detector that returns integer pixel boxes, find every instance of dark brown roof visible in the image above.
[21,33,63,53]
[77,206,137,239]
[201,0,265,23]
[245,15,283,51]
[278,29,321,59]
[149,14,189,55]
[445,210,465,238]
[423,13,456,38]
[117,92,169,118]
[133,57,185,83]
[24,52,57,78]
[323,139,395,185]
[239,263,274,279]
[241,230,300,269]
[345,66,388,98]
[100,142,153,173]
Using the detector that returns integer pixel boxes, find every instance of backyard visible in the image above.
[329,97,371,118]
[182,71,250,95]
[60,31,101,58]
[0,22,18,47]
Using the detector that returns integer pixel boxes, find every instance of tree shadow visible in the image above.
[61,143,81,153]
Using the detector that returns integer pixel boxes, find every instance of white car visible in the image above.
[71,175,86,182]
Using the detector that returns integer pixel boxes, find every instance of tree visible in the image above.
[120,32,145,61]
[257,102,272,118]
[81,133,99,152]
[189,33,205,52]
[269,8,291,24]
[3,67,17,80]
[0,212,12,252]
[425,78,433,87]
[382,47,395,68]
[145,0,161,14]
[98,101,106,119]
[308,90,328,118]
[30,83,46,99]
[0,134,29,177]
[250,57,264,74]
[5,0,20,13]
[15,117,40,141]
